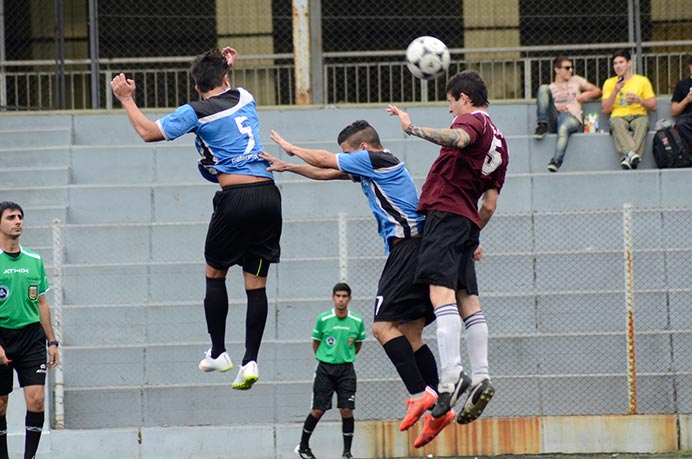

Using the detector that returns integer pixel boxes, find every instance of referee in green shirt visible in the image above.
[0,201,60,459]
[294,283,365,459]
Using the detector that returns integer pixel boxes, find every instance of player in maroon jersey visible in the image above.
[388,69,509,447]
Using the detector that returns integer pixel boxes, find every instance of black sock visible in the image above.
[383,335,427,395]
[243,288,268,365]
[342,416,354,453]
[24,411,43,459]
[414,344,439,391]
[0,415,8,459]
[300,413,319,448]
[204,277,228,358]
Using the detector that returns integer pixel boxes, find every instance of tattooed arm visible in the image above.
[406,125,471,149]
[387,103,471,149]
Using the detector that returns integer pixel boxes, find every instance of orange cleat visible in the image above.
[399,386,437,431]
[413,409,455,448]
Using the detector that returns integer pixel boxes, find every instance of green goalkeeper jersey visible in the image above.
[312,309,366,364]
[0,247,48,329]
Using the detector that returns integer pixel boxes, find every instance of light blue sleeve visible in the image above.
[336,150,374,178]
[156,105,198,141]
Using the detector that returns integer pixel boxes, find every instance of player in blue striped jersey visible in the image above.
[111,47,281,390]
[261,121,441,433]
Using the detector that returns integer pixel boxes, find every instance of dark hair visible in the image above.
[553,56,571,69]
[446,70,489,107]
[336,120,383,150]
[190,48,227,93]
[612,49,631,62]
[332,282,352,296]
[688,55,692,65]
[0,201,23,220]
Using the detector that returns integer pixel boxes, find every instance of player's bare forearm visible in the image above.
[261,151,346,180]
[123,101,163,142]
[409,125,471,149]
[478,188,499,229]
[288,146,340,170]
[289,163,347,181]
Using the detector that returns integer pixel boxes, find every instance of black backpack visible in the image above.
[652,123,692,168]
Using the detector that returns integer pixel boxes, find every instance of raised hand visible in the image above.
[260,151,291,172]
[270,129,295,156]
[110,73,136,102]
[387,104,413,133]
[222,47,238,69]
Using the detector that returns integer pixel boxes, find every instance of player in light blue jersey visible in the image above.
[261,121,441,435]
[111,47,282,390]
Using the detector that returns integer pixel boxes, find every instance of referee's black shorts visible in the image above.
[0,322,48,395]
[205,180,282,275]
[312,361,357,411]
[374,237,434,325]
[415,210,480,294]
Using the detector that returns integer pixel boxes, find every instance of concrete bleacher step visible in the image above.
[0,114,72,150]
[0,166,70,187]
[0,146,70,167]
[0,186,68,207]
[0,127,72,148]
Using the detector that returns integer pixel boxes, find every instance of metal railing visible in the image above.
[1,43,691,111]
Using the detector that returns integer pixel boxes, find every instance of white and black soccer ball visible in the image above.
[405,36,450,80]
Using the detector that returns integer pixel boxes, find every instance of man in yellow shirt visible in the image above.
[601,49,657,169]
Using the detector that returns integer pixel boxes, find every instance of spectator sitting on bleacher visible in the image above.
[671,54,692,150]
[533,56,602,172]
[601,49,657,170]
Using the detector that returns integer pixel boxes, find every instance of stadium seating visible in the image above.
[0,95,686,443]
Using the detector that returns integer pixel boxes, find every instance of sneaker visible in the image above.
[198,349,233,373]
[232,360,259,390]
[533,123,548,139]
[399,386,437,431]
[629,154,641,169]
[430,370,471,418]
[294,444,317,459]
[620,156,632,170]
[413,409,455,448]
[547,161,559,173]
[341,452,354,459]
[456,379,496,425]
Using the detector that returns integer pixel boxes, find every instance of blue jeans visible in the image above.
[536,84,582,167]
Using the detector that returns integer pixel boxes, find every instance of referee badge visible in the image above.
[28,285,38,300]
[0,286,8,301]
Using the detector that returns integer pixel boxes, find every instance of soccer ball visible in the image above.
[405,36,450,80]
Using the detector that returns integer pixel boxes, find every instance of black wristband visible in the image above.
[405,124,415,135]
[47,340,59,348]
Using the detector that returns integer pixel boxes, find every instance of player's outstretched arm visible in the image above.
[260,152,346,180]
[110,73,164,142]
[270,130,339,169]
[387,104,470,149]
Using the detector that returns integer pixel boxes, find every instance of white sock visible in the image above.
[434,303,463,387]
[464,310,489,385]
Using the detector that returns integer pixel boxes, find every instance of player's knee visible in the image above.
[310,409,325,419]
[371,321,396,344]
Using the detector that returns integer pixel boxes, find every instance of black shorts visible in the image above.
[415,210,480,294]
[205,181,282,274]
[312,361,356,411]
[0,322,48,395]
[374,237,434,325]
